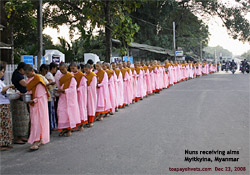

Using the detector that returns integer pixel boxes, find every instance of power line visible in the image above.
[129,14,173,31]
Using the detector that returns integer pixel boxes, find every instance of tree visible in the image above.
[240,50,250,61]
[43,0,141,62]
[131,0,250,59]
[131,1,209,56]
[0,0,37,63]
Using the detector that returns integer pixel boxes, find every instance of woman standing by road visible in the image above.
[0,64,15,151]
[11,62,30,144]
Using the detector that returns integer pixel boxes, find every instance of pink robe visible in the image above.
[169,66,174,85]
[128,69,134,103]
[136,69,144,99]
[154,67,160,91]
[174,66,177,84]
[55,70,62,88]
[108,73,116,113]
[132,69,138,100]
[57,77,81,129]
[96,72,111,113]
[113,72,119,109]
[27,79,50,144]
[142,69,147,96]
[189,65,194,78]
[145,68,151,93]
[87,76,97,119]
[177,65,181,82]
[77,75,88,124]
[123,71,130,105]
[163,68,168,89]
[150,69,155,92]
[116,71,124,107]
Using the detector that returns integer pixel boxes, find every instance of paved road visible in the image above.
[1,72,249,175]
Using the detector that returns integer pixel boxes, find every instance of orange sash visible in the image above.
[96,70,105,84]
[121,68,127,80]
[26,74,49,105]
[115,69,121,78]
[130,67,135,73]
[106,70,114,79]
[85,72,96,86]
[59,72,74,90]
[74,71,84,88]
[135,67,141,74]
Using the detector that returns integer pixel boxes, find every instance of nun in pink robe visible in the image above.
[27,78,50,145]
[174,66,177,84]
[128,69,134,103]
[113,72,119,109]
[142,69,147,97]
[116,71,124,107]
[96,71,111,114]
[76,75,88,124]
[169,65,174,86]
[150,68,156,92]
[132,69,138,100]
[55,70,62,88]
[189,65,194,78]
[123,70,130,105]
[86,73,97,124]
[193,65,197,77]
[57,76,81,130]
[145,68,151,93]
[108,72,116,113]
[154,66,160,91]
[163,68,168,89]
[177,64,181,82]
[136,68,144,100]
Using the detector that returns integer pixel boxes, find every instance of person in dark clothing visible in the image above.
[11,62,27,94]
[11,62,30,144]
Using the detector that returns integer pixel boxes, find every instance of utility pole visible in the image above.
[173,22,176,61]
[200,40,202,61]
[37,0,43,69]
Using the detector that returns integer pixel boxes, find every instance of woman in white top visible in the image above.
[0,64,15,151]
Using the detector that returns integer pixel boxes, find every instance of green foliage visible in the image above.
[2,0,249,64]
[112,15,140,56]
[240,50,250,61]
[44,0,141,60]
[181,0,250,42]
[203,46,233,60]
[131,1,209,57]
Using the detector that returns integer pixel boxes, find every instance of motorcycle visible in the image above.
[241,65,245,74]
[245,65,249,73]
[231,66,236,74]
[225,64,229,72]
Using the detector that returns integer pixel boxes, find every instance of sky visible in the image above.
[207,15,250,56]
[43,5,250,57]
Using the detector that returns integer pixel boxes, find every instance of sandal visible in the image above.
[87,123,93,128]
[1,146,10,151]
[65,131,72,137]
[79,126,84,131]
[21,137,28,142]
[30,143,39,151]
[14,140,25,144]
[97,116,103,121]
[59,130,67,137]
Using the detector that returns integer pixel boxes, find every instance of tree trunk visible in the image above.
[37,0,43,69]
[104,0,112,63]
[0,1,13,64]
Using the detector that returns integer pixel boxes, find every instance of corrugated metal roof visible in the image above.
[112,39,174,56]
